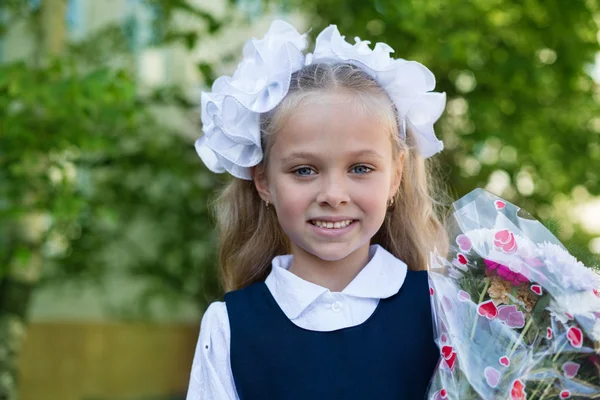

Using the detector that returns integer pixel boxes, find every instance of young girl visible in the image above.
[186,20,449,400]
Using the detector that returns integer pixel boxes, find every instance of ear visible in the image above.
[251,164,272,203]
[389,151,405,198]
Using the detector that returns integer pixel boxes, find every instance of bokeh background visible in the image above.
[1,0,600,399]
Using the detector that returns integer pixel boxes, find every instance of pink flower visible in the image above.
[485,259,529,286]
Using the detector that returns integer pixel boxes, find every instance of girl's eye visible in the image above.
[352,165,372,174]
[294,167,314,176]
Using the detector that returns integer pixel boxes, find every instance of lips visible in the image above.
[308,219,358,237]
[308,217,358,222]
[309,219,356,229]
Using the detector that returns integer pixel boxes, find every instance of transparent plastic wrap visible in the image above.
[427,189,600,400]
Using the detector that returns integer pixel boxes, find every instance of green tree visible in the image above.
[285,0,600,249]
[0,0,233,398]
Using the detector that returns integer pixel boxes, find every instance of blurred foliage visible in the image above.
[1,0,600,322]
[0,0,234,324]
[284,0,600,254]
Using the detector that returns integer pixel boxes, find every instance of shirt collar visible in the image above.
[264,244,408,319]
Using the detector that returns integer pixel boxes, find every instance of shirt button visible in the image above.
[331,301,343,312]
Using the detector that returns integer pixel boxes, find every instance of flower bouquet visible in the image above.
[427,188,600,399]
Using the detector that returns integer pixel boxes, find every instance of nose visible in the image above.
[316,173,350,208]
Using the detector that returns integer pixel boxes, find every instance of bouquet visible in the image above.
[427,189,600,399]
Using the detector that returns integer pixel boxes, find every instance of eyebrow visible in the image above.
[280,149,385,164]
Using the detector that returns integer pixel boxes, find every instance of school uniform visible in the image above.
[185,244,440,400]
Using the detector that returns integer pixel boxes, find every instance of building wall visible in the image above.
[19,321,199,400]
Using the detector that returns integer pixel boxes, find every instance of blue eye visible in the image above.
[294,167,314,176]
[352,165,372,174]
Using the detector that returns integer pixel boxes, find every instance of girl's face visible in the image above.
[254,92,403,262]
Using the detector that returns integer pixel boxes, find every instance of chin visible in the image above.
[304,243,361,262]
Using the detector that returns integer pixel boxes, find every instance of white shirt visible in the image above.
[185,244,408,400]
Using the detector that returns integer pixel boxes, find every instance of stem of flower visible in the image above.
[551,340,568,362]
[532,341,569,399]
[508,316,534,359]
[470,278,491,340]
[529,381,543,399]
[538,378,555,400]
[521,367,554,400]
[510,286,519,304]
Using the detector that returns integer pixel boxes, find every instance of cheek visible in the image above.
[351,178,391,216]
[356,191,387,214]
[353,174,391,199]
[273,181,310,218]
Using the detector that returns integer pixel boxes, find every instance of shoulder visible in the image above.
[224,282,265,300]
[200,301,230,343]
[188,301,238,400]
[201,301,228,326]
[224,282,266,311]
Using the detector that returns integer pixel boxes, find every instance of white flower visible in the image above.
[537,241,600,291]
[550,291,600,317]
[548,291,600,341]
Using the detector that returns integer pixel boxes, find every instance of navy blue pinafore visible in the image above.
[224,269,440,400]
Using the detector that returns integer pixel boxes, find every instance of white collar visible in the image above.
[264,244,408,319]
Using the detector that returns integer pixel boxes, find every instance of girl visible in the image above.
[186,20,449,400]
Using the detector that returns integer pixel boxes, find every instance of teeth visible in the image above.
[311,220,353,229]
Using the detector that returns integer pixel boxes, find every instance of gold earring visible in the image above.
[388,197,395,208]
[265,200,269,209]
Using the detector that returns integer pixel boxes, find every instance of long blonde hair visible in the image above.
[211,63,450,292]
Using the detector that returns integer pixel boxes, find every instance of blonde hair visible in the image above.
[211,63,450,292]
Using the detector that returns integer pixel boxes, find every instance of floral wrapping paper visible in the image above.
[427,188,600,399]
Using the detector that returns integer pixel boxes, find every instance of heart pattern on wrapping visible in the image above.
[457,290,471,302]
[495,200,506,210]
[484,366,501,388]
[441,345,454,360]
[456,234,472,252]
[440,345,457,371]
[494,229,517,254]
[498,305,525,328]
[457,253,468,265]
[546,327,553,340]
[567,326,583,348]
[510,379,526,400]
[444,351,457,370]
[442,296,453,312]
[530,284,542,295]
[499,356,510,367]
[560,390,571,399]
[562,361,580,379]
[477,299,498,320]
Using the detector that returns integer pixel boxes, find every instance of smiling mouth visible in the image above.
[308,220,357,229]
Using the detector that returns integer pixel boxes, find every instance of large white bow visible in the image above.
[196,20,446,180]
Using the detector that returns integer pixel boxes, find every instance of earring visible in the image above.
[387,197,395,208]
[265,200,270,209]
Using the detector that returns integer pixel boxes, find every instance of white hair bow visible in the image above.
[196,20,446,180]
